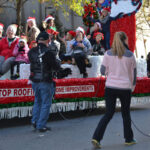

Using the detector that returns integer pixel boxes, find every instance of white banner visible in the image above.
[55,85,95,94]
[0,85,95,98]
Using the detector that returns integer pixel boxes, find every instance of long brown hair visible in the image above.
[42,19,55,30]
[112,31,128,59]
[25,20,37,36]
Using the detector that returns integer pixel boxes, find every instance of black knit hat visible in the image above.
[36,31,49,41]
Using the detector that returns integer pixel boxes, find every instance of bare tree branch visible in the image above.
[136,0,150,39]
[22,0,28,5]
[143,11,150,28]
[0,5,16,10]
[0,0,9,7]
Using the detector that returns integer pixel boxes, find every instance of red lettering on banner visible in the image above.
[2,90,7,96]
[27,89,30,95]
[0,89,12,97]
[0,90,3,96]
[56,87,64,93]
[31,89,34,95]
[65,87,70,92]
[23,89,26,96]
[18,89,22,96]
[13,88,34,97]
[70,87,74,92]
[56,85,95,94]
[0,85,94,99]
[8,89,11,96]
[14,89,17,96]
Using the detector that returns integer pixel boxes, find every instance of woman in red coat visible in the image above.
[0,24,19,76]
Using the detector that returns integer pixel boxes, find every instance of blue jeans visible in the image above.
[101,31,110,50]
[31,82,55,129]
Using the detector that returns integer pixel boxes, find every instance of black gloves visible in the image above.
[57,68,72,79]
[18,47,25,52]
[63,68,72,75]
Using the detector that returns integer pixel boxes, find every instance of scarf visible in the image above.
[99,14,110,24]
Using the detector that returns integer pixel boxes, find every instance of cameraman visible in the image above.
[28,31,71,132]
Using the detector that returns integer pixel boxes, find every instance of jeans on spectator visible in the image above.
[31,81,55,129]
[93,88,134,142]
[0,56,15,75]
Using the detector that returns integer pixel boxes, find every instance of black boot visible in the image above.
[83,72,88,78]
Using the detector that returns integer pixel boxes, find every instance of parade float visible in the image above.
[1,0,149,120]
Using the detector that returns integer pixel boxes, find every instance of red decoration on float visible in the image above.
[0,77,150,104]
[110,14,136,52]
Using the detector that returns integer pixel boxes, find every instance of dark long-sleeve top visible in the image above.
[89,13,123,33]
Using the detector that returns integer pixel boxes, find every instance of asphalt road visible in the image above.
[0,104,150,150]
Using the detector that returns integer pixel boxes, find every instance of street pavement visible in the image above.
[0,104,150,150]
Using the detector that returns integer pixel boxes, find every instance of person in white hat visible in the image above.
[69,26,92,55]
[87,22,102,45]
[42,15,56,31]
[69,27,92,78]
[0,24,19,77]
[0,23,4,40]
[25,17,40,45]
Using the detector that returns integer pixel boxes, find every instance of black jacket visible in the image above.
[92,42,104,55]
[147,59,150,73]
[28,43,60,82]
[89,13,123,33]
[48,40,59,56]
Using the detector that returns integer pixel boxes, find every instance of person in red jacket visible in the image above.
[0,24,19,76]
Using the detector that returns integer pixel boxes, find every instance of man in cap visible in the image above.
[28,31,71,132]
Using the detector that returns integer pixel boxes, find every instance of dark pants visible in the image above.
[73,52,86,74]
[11,61,26,75]
[101,31,110,50]
[0,56,15,75]
[93,88,134,142]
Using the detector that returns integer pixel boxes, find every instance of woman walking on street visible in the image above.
[92,31,137,149]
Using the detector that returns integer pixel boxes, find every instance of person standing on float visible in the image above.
[89,8,123,50]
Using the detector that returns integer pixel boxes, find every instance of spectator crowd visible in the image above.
[0,8,126,80]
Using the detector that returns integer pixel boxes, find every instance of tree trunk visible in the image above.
[16,0,22,36]
[144,38,147,57]
[135,45,138,58]
[55,10,64,35]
